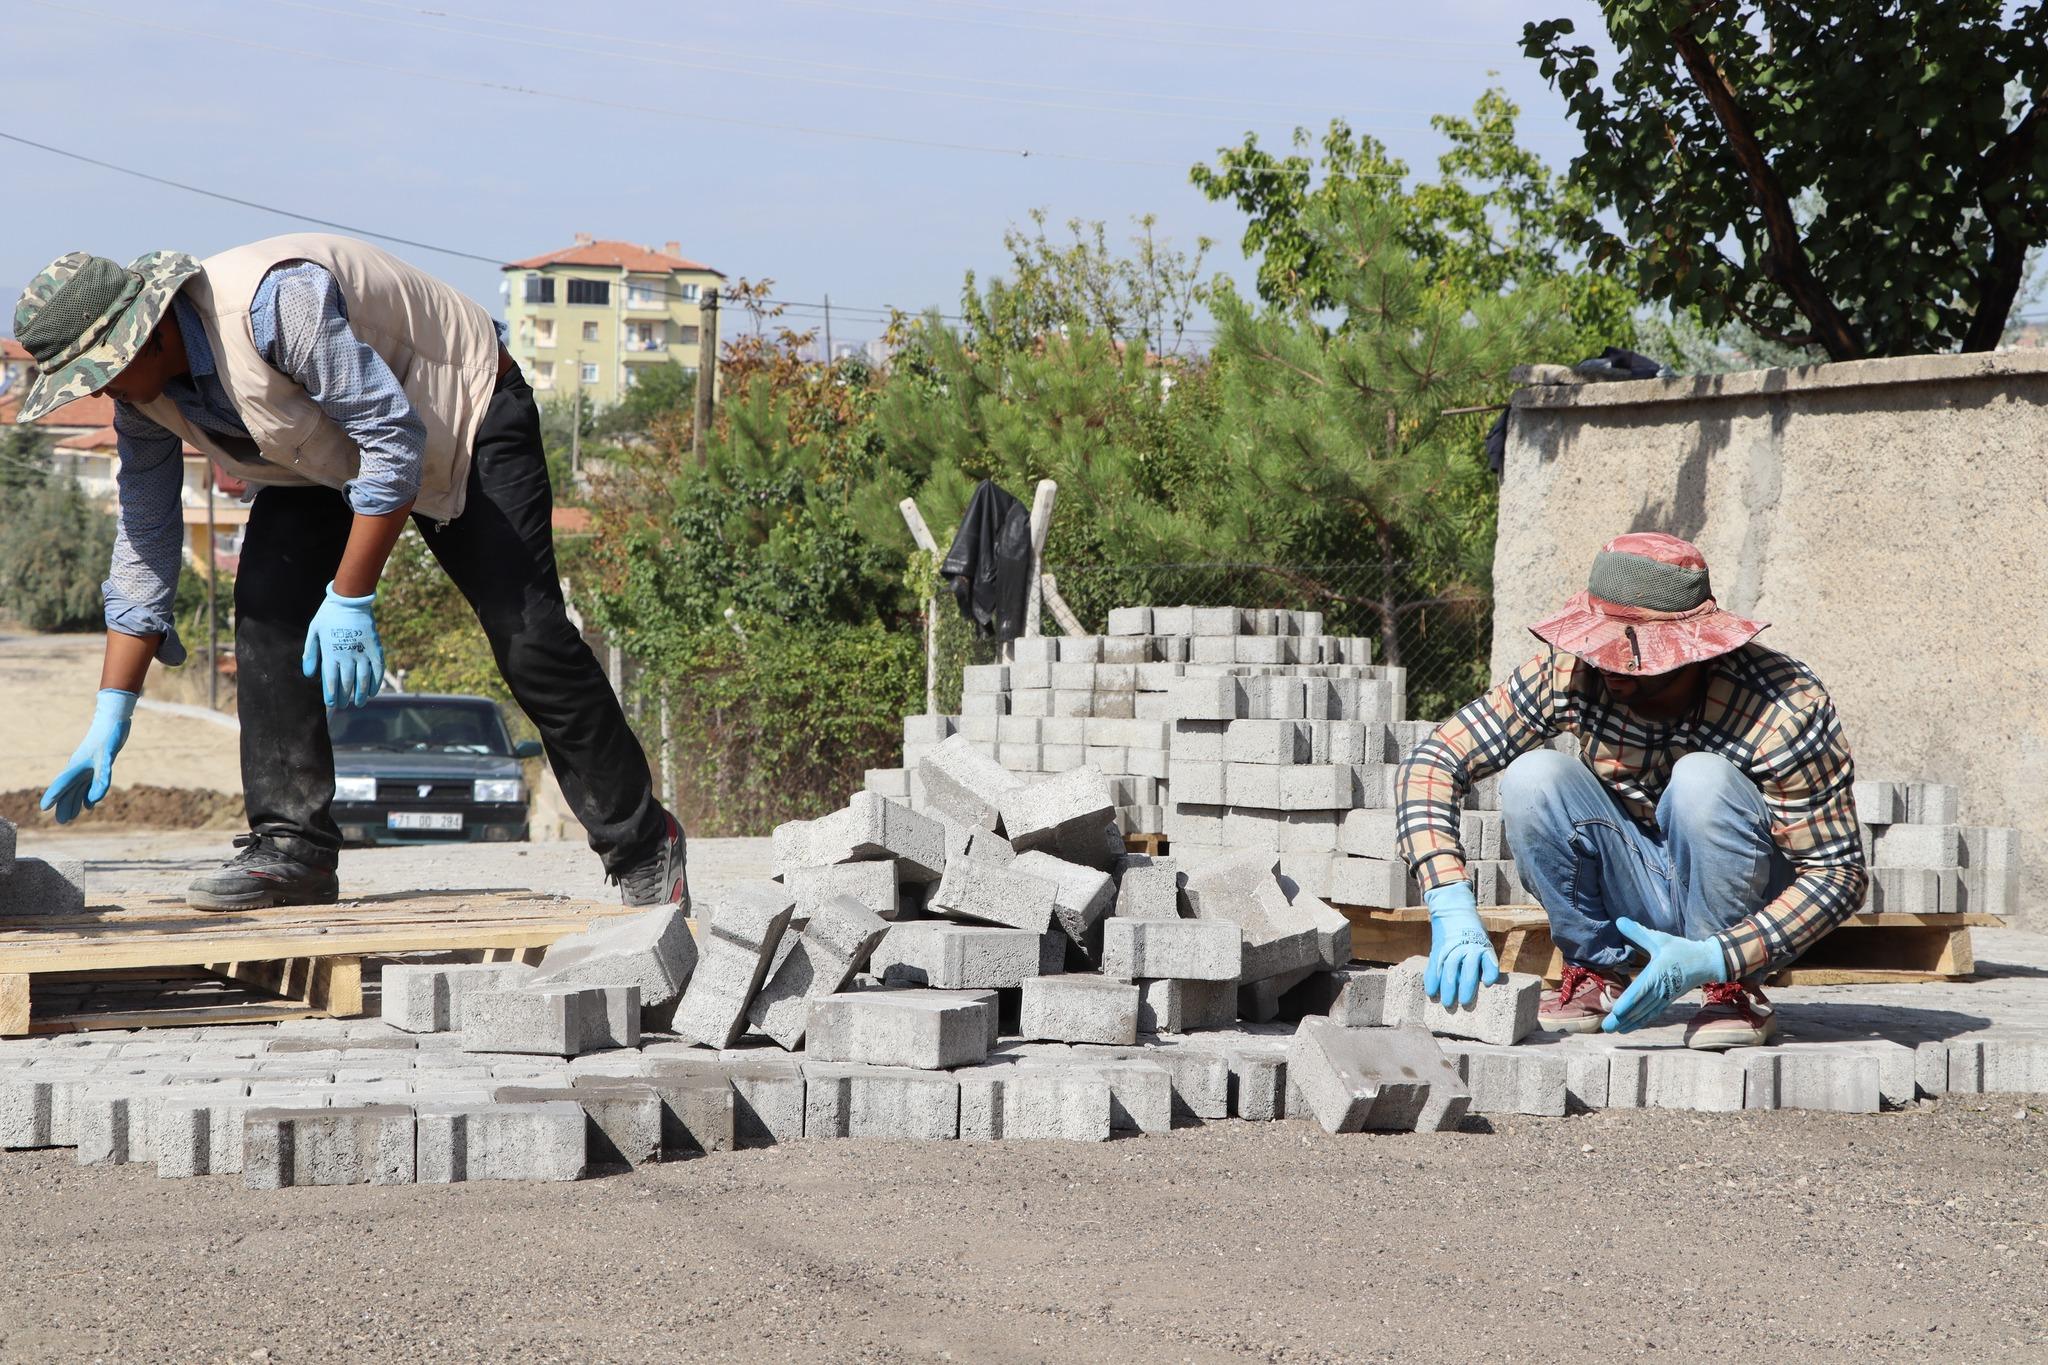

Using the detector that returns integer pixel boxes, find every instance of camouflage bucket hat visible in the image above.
[11,249,201,423]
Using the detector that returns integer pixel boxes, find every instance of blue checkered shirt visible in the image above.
[105,262,432,652]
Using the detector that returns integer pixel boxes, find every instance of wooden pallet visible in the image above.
[1123,833,1169,856]
[1334,903,2000,986]
[0,889,637,1036]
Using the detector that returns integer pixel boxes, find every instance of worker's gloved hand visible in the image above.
[41,688,139,823]
[1423,881,1499,1008]
[1602,917,1728,1033]
[302,581,383,709]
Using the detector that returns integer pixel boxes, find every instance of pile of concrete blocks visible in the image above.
[1854,778,2020,915]
[0,815,87,917]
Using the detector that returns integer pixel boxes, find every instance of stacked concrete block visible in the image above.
[498,1081,663,1168]
[998,767,1121,869]
[871,921,1049,990]
[1100,918,1242,982]
[0,814,13,870]
[774,792,945,885]
[927,855,1058,933]
[1286,1020,1469,1134]
[917,733,1023,831]
[1017,976,1140,1045]
[1010,850,1114,950]
[785,861,904,924]
[460,984,623,1057]
[805,988,997,1069]
[1113,859,1182,918]
[957,1062,1114,1141]
[803,1062,960,1139]
[1136,978,1236,1034]
[242,1105,416,1188]
[1855,776,2020,915]
[1385,957,1542,1045]
[381,963,533,1034]
[415,1100,587,1182]
[528,906,697,1027]
[747,896,891,1049]
[672,883,795,1049]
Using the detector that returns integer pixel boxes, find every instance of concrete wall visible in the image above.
[1491,352,2048,930]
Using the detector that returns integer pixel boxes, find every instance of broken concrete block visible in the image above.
[1114,862,1181,919]
[928,855,1058,933]
[773,792,946,883]
[957,1062,1113,1141]
[805,989,996,1070]
[1443,1043,1568,1117]
[747,895,892,1049]
[802,1062,960,1139]
[872,921,1048,990]
[918,734,1025,831]
[415,1100,586,1182]
[718,1051,807,1147]
[1100,918,1242,982]
[786,861,903,923]
[460,984,613,1057]
[242,1105,416,1188]
[380,963,532,1034]
[1010,850,1115,948]
[997,766,1118,869]
[671,883,795,1048]
[497,1081,662,1168]
[1280,967,1387,1027]
[1018,976,1140,1045]
[1286,1020,1469,1134]
[0,857,85,916]
[1137,978,1235,1034]
[529,906,697,1024]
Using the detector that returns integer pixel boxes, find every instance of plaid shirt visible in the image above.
[1396,644,1868,979]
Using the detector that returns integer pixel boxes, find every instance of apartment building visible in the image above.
[502,234,725,406]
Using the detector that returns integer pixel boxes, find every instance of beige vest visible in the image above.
[137,233,501,521]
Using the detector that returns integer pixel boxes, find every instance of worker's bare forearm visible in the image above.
[100,628,161,693]
[332,503,416,598]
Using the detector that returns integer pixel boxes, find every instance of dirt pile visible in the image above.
[0,785,243,830]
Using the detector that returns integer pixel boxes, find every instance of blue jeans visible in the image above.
[1499,750,1794,973]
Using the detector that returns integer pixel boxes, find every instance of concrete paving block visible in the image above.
[637,1061,737,1156]
[498,1082,662,1168]
[1114,863,1182,919]
[1385,958,1540,1045]
[1269,874,1353,970]
[1075,1042,1229,1123]
[1872,823,1961,869]
[1208,1037,1290,1120]
[776,793,946,883]
[530,905,695,1023]
[873,921,1049,990]
[1327,856,1418,908]
[242,1105,417,1188]
[787,860,903,924]
[1183,850,1321,982]
[1167,676,1242,722]
[958,1062,1113,1141]
[802,1062,960,1139]
[747,895,892,1049]
[1051,1056,1173,1133]
[1851,779,1904,826]
[1337,808,1401,860]
[719,1052,807,1146]
[929,855,1058,933]
[1238,966,1316,1024]
[1287,1020,1467,1133]
[1167,760,1227,806]
[1563,1050,1610,1111]
[74,1084,169,1166]
[415,1100,586,1182]
[1100,918,1242,982]
[0,814,13,873]
[0,857,85,916]
[381,963,533,1034]
[998,767,1119,870]
[156,1093,259,1177]
[672,883,795,1048]
[919,733,1026,831]
[459,984,613,1057]
[1944,1037,2048,1094]
[1018,976,1140,1045]
[1740,1048,1881,1113]
[1443,1043,1568,1117]
[806,988,995,1069]
[1280,967,1388,1027]
[1137,978,1236,1034]
[1904,782,1960,825]
[1915,1040,1950,1098]
[1010,850,1116,949]
[1621,1049,1745,1112]
[1223,720,1311,766]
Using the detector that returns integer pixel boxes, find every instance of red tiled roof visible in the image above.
[1,338,28,362]
[52,426,120,451]
[507,240,722,276]
[0,390,117,430]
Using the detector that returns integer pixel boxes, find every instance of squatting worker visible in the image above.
[11,236,688,912]
[1394,532,1869,1049]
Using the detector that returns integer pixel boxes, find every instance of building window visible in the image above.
[627,282,663,309]
[534,360,555,389]
[534,318,555,347]
[581,362,601,384]
[567,278,610,306]
[523,273,554,304]
[628,321,662,352]
[582,321,600,343]
[678,282,700,302]
[677,324,700,346]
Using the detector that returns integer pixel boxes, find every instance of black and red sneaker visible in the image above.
[186,834,341,911]
[1685,980,1780,1050]
[615,810,690,911]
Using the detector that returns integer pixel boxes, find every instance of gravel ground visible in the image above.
[1,1100,2043,1363]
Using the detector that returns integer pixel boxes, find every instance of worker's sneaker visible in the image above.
[615,810,689,911]
[187,835,340,911]
[1537,963,1628,1033]
[1684,981,1779,1050]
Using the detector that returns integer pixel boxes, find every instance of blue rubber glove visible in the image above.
[41,688,138,823]
[302,581,383,709]
[1601,917,1729,1033]
[1423,881,1499,1008]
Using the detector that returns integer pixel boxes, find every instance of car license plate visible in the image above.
[389,812,463,832]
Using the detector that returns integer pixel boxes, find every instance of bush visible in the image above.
[0,476,117,631]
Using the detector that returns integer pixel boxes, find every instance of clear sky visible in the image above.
[0,0,1615,347]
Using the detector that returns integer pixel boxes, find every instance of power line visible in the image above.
[916,0,1517,48]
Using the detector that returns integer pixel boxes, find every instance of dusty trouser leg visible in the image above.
[1499,748,1676,971]
[1656,752,1795,967]
[233,483,353,869]
[415,368,665,874]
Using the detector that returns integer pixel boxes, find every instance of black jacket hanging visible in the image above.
[940,478,1033,641]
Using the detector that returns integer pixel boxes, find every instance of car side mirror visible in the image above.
[513,739,543,759]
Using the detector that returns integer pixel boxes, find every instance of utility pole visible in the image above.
[823,293,833,367]
[206,466,219,711]
[569,350,582,479]
[693,287,719,468]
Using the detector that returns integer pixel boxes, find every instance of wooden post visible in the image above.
[1040,572,1086,637]
[692,287,719,468]
[659,693,676,812]
[898,497,942,716]
[1023,479,1056,638]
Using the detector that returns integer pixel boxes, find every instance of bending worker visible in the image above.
[1395,532,1869,1049]
[12,235,686,912]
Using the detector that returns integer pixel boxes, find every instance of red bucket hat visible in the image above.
[1529,532,1767,676]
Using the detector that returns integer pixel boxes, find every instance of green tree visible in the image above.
[1525,2,2048,359]
[960,211,1213,358]
[0,475,116,631]
[1191,88,1636,351]
[0,425,51,500]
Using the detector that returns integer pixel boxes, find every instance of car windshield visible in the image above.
[329,700,512,755]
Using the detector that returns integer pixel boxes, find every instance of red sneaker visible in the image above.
[1684,981,1779,1050]
[1538,964,1628,1033]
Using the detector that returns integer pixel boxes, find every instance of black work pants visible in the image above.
[232,366,662,874]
